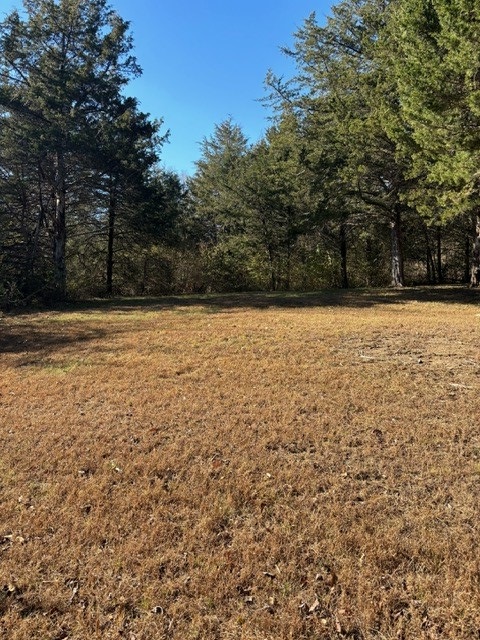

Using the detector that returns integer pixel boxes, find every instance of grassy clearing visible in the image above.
[1,287,479,639]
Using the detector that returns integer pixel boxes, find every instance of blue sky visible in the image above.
[4,0,332,175]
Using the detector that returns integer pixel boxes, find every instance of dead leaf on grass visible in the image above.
[309,597,320,613]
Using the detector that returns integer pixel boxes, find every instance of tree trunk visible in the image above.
[269,257,277,291]
[140,255,148,294]
[425,227,436,284]
[464,234,471,284]
[106,181,117,295]
[436,226,443,284]
[53,146,67,299]
[260,214,277,290]
[339,222,349,288]
[27,206,45,288]
[470,214,480,287]
[285,244,292,291]
[285,206,293,291]
[25,172,45,289]
[390,207,404,287]
[365,235,375,286]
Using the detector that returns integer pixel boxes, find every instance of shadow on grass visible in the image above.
[1,286,477,356]
[66,285,479,314]
[0,318,110,356]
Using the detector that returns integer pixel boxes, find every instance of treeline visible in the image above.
[1,0,479,304]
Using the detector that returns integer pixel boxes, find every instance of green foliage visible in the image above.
[189,118,250,239]
[0,0,164,300]
[389,0,480,209]
[386,0,480,283]
[1,0,478,301]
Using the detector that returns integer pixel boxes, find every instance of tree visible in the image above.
[0,0,141,299]
[389,0,480,285]
[92,96,165,294]
[0,109,46,299]
[189,118,249,240]
[188,118,254,290]
[267,0,418,286]
[239,112,315,290]
[297,97,355,289]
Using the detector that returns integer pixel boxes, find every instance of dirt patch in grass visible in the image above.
[1,287,479,639]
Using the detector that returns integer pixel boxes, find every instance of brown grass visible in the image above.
[1,287,479,639]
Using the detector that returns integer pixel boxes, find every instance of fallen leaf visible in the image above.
[335,614,342,633]
[309,598,320,613]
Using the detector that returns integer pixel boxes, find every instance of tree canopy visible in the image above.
[1,0,479,304]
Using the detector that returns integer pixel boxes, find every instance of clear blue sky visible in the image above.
[4,0,332,176]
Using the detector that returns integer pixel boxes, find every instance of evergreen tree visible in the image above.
[92,96,165,294]
[268,0,416,286]
[188,118,254,290]
[240,112,315,290]
[189,118,249,241]
[0,0,141,298]
[389,0,480,285]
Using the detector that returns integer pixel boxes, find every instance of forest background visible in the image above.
[1,0,480,305]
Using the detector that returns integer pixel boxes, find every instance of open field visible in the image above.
[1,287,479,639]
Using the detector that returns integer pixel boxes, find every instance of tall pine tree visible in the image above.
[0,0,141,298]
[390,0,480,285]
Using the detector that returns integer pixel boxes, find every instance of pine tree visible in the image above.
[390,0,480,285]
[240,112,314,290]
[268,1,415,286]
[0,0,141,298]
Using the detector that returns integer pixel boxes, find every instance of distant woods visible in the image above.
[1,0,479,304]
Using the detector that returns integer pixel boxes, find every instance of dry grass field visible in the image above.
[1,287,479,639]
